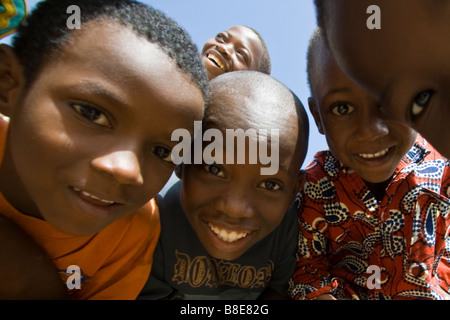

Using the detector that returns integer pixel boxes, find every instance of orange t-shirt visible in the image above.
[0,117,160,299]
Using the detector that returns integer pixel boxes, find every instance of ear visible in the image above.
[0,44,24,117]
[308,97,324,135]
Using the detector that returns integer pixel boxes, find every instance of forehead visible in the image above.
[322,1,438,90]
[61,20,170,76]
[226,26,263,51]
[207,94,299,155]
[51,20,203,110]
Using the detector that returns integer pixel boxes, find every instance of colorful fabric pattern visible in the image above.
[0,0,27,39]
[289,136,450,300]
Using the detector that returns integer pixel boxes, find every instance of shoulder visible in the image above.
[157,180,183,219]
[409,136,450,177]
[261,202,299,249]
[124,198,160,239]
[411,135,448,163]
[304,150,340,180]
[159,180,182,205]
[301,151,342,198]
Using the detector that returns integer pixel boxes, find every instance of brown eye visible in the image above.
[203,164,225,177]
[411,90,433,117]
[258,180,281,191]
[71,103,111,127]
[331,103,354,116]
[151,146,172,163]
[215,33,225,42]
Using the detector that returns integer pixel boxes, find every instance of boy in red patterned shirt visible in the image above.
[289,28,450,300]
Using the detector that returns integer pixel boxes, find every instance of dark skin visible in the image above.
[179,72,308,299]
[0,44,68,299]
[0,215,68,299]
[320,0,450,159]
[0,20,204,299]
[308,33,417,299]
[201,26,265,80]
[308,33,416,192]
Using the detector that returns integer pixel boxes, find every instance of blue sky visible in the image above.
[2,0,328,167]
[145,0,328,165]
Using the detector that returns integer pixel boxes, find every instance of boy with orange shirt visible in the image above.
[0,0,208,299]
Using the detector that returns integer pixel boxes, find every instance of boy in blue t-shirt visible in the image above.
[139,71,309,299]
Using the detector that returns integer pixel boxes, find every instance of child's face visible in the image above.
[322,0,450,158]
[179,104,302,261]
[201,26,264,80]
[5,21,204,236]
[309,40,417,184]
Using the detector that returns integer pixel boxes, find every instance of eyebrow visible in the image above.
[321,87,351,103]
[65,80,129,109]
[225,31,251,57]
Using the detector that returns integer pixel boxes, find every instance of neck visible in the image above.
[364,179,391,202]
[0,139,40,218]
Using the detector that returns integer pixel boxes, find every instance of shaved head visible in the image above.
[206,71,309,168]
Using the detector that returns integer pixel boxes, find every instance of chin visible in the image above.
[209,251,242,261]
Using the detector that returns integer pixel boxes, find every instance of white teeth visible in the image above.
[73,188,115,204]
[208,53,226,71]
[208,223,249,243]
[359,148,389,159]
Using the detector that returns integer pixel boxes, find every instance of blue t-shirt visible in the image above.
[139,181,299,300]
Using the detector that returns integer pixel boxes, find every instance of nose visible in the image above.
[91,149,144,186]
[354,106,389,142]
[214,187,255,220]
[216,41,233,57]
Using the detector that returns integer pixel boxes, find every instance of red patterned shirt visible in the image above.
[289,137,450,300]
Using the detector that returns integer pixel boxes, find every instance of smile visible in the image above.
[208,222,250,243]
[73,187,115,205]
[358,148,390,159]
[207,53,226,71]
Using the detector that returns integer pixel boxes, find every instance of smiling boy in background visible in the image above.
[201,25,271,79]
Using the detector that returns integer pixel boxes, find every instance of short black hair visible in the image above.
[314,0,325,30]
[306,27,322,99]
[12,0,209,98]
[243,26,271,75]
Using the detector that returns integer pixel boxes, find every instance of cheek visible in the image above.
[258,198,291,233]
[201,39,215,54]
[330,40,389,97]
[180,178,207,215]
[142,163,175,200]
[232,60,249,72]
[10,114,72,177]
[323,128,349,162]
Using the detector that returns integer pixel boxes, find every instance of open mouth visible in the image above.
[207,53,226,71]
[358,148,390,160]
[208,222,250,243]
